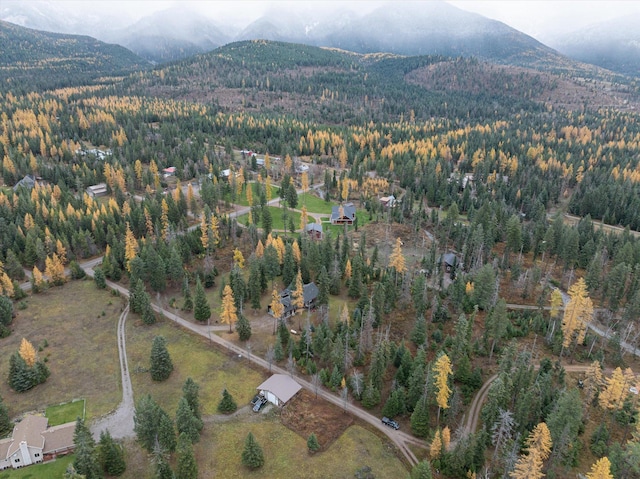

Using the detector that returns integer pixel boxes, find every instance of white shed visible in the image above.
[256,374,302,407]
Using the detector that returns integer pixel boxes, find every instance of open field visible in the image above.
[225,183,280,207]
[0,280,123,420]
[45,398,85,426]
[125,314,265,416]
[299,192,336,214]
[0,454,74,478]
[197,416,405,478]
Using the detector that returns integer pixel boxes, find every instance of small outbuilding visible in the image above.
[305,222,323,240]
[256,374,302,407]
[86,183,108,198]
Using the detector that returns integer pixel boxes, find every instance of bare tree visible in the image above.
[350,370,364,400]
[311,373,320,399]
[265,345,275,373]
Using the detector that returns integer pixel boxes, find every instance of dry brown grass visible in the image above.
[0,279,124,420]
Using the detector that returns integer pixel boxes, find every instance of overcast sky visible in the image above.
[12,1,640,42]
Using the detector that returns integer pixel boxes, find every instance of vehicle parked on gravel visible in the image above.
[252,396,268,412]
[381,417,399,429]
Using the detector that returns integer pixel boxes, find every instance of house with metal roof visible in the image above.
[257,374,302,407]
[268,282,319,319]
[330,203,356,225]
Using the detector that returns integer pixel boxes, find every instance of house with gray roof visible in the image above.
[0,415,75,470]
[268,282,319,318]
[257,374,302,406]
[330,203,356,225]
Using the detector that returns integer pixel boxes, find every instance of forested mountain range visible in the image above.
[0,20,149,92]
[2,0,639,77]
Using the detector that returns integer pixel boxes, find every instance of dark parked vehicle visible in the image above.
[253,396,268,412]
[382,417,399,430]
[250,394,262,406]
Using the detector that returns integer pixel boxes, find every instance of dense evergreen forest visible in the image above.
[1,39,639,478]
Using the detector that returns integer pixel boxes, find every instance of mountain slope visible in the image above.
[101,6,233,64]
[548,14,640,77]
[0,20,148,91]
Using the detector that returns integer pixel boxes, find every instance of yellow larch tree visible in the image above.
[274,236,285,265]
[430,429,443,459]
[292,241,301,264]
[441,426,451,450]
[344,258,352,280]
[434,353,453,421]
[55,239,67,265]
[509,422,552,479]
[265,176,272,201]
[300,205,308,230]
[292,270,304,313]
[134,159,143,188]
[341,180,349,202]
[233,248,245,269]
[210,215,220,246]
[44,253,65,285]
[301,171,309,193]
[584,360,603,407]
[339,146,348,169]
[145,208,155,239]
[561,278,593,356]
[269,288,284,320]
[255,240,265,258]
[549,288,563,320]
[19,338,37,367]
[0,270,14,298]
[124,222,138,272]
[599,367,634,412]
[389,238,406,274]
[586,457,613,479]
[161,198,169,241]
[220,284,238,333]
[32,266,44,291]
[200,215,209,251]
[264,153,270,170]
[187,183,194,211]
[246,183,254,206]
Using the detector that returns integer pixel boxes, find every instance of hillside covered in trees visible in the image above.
[0,38,639,478]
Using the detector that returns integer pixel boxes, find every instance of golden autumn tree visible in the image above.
[510,422,552,479]
[599,367,634,412]
[246,183,254,206]
[586,457,613,479]
[300,205,308,230]
[124,222,138,272]
[301,171,309,194]
[265,176,272,201]
[233,248,245,269]
[388,238,406,285]
[441,426,451,451]
[549,288,563,320]
[19,338,37,367]
[430,429,443,459]
[269,288,284,320]
[292,241,301,264]
[434,353,453,423]
[292,270,304,313]
[584,360,603,408]
[255,240,265,258]
[561,278,593,357]
[200,215,209,251]
[220,285,238,333]
[161,198,169,241]
[44,253,65,285]
[210,215,220,246]
[32,266,45,291]
[344,258,352,280]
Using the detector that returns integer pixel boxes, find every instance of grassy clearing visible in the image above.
[45,398,84,426]
[237,205,302,232]
[225,183,281,207]
[126,315,265,417]
[196,416,406,478]
[299,193,335,214]
[0,280,123,421]
[0,454,74,478]
[323,210,371,238]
